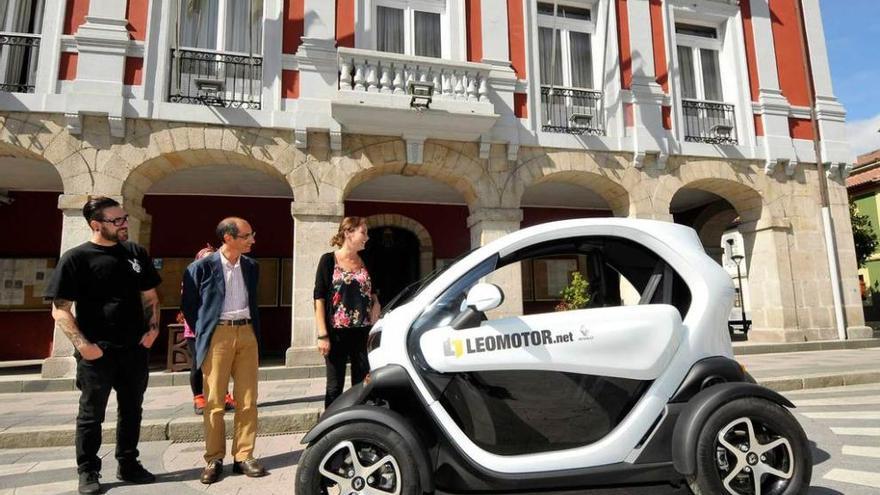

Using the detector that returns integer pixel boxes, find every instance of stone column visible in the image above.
[827,182,872,339]
[41,194,95,378]
[739,218,803,342]
[468,207,523,318]
[285,201,343,367]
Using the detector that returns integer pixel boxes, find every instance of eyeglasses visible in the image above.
[235,231,256,240]
[100,215,129,227]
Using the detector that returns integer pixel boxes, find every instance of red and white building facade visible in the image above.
[0,0,869,377]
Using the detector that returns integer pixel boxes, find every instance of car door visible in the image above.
[409,235,689,458]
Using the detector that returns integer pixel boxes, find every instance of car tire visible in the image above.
[296,421,424,495]
[687,397,811,495]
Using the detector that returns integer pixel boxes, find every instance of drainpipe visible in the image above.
[795,0,847,340]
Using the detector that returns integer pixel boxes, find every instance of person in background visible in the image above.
[177,244,235,415]
[313,216,381,408]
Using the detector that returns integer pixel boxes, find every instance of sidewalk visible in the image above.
[1,346,879,449]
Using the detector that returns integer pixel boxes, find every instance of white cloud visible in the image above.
[847,113,880,158]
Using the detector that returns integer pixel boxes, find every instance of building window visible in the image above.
[675,22,737,144]
[376,1,443,58]
[178,0,263,54]
[0,0,44,93]
[536,2,604,135]
[170,0,264,109]
[537,2,593,89]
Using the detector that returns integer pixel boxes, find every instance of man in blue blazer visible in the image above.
[182,217,267,484]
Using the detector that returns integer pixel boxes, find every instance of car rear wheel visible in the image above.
[687,397,811,495]
[296,421,423,495]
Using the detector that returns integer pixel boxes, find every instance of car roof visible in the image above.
[492,218,705,258]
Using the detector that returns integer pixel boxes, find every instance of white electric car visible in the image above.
[296,219,811,495]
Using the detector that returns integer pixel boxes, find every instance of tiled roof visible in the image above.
[848,149,880,189]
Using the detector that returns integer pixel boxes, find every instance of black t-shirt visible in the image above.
[45,241,162,348]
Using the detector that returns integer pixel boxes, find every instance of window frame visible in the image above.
[373,0,448,59]
[536,1,597,90]
[177,0,264,55]
[674,23,724,103]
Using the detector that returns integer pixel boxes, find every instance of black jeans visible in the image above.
[185,338,203,396]
[324,326,370,408]
[74,345,149,474]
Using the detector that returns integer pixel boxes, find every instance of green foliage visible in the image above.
[851,203,879,268]
[555,272,591,311]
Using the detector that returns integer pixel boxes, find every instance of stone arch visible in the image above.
[121,149,293,209]
[333,138,485,210]
[364,214,435,276]
[507,149,635,216]
[0,113,99,194]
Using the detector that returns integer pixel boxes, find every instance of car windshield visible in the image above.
[380,249,475,316]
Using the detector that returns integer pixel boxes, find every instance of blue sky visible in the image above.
[820,0,880,156]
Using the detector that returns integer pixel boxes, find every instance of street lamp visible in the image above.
[726,238,749,334]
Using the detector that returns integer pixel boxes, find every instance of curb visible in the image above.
[0,365,328,394]
[733,338,880,356]
[754,369,880,393]
[4,371,880,449]
[0,407,323,449]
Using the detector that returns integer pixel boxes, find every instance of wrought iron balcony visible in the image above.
[168,48,262,109]
[0,34,40,93]
[682,99,738,145]
[540,86,605,136]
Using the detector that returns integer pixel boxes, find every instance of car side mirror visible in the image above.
[465,283,505,312]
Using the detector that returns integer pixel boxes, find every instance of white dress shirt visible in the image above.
[219,251,251,320]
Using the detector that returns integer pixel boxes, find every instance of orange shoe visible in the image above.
[224,393,236,411]
[193,394,206,415]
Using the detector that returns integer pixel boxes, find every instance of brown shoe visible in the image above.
[233,458,268,477]
[200,460,222,484]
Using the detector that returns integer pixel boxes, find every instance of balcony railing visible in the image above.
[168,48,262,109]
[337,48,491,103]
[682,99,738,145]
[540,86,605,136]
[0,34,40,93]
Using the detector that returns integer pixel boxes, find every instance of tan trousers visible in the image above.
[202,323,259,464]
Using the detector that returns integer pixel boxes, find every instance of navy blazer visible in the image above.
[181,251,261,369]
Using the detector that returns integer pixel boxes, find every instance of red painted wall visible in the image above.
[506,0,526,79]
[514,92,528,118]
[336,0,355,49]
[769,0,811,107]
[58,53,78,81]
[0,192,62,360]
[64,0,89,35]
[649,0,668,92]
[345,201,471,259]
[616,0,633,90]
[282,70,300,99]
[124,57,143,86]
[740,0,761,102]
[466,0,483,62]
[125,0,149,41]
[283,0,304,54]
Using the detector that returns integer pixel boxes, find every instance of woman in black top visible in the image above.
[314,216,381,408]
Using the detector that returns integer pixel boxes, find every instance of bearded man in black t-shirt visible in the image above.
[44,196,162,495]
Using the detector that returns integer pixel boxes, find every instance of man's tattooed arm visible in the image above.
[142,289,160,333]
[51,298,89,349]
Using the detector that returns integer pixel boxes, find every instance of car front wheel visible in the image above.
[687,397,812,495]
[296,421,423,495]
